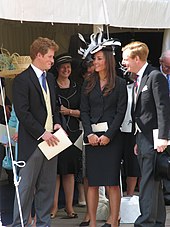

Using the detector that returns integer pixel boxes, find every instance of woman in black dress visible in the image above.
[80,39,127,227]
[50,53,82,219]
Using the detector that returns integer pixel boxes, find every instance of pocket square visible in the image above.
[142,85,148,92]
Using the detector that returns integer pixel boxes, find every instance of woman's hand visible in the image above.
[98,135,110,146]
[88,134,99,146]
[12,132,18,142]
[60,105,70,115]
[60,105,80,117]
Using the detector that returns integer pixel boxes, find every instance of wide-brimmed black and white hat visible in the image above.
[78,28,121,59]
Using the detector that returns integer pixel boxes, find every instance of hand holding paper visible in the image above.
[153,129,170,151]
[41,131,60,146]
[38,127,72,160]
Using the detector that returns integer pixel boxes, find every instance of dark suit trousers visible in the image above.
[134,132,166,227]
[163,178,170,204]
[12,147,58,227]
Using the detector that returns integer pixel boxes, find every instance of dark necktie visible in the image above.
[134,74,139,94]
[166,74,170,93]
[41,72,47,93]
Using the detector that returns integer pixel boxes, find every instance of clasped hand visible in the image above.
[88,134,110,146]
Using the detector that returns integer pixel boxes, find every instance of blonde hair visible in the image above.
[122,41,149,61]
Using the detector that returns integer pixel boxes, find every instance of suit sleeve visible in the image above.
[13,75,45,139]
[152,72,170,139]
[80,81,93,138]
[104,79,128,139]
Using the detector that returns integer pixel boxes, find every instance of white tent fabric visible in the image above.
[1,0,170,28]
[106,0,170,29]
[1,0,108,25]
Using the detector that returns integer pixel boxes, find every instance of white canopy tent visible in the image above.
[1,0,170,51]
[0,0,170,99]
[1,1,170,225]
[0,2,170,225]
[1,0,108,25]
[1,0,170,29]
[106,0,170,29]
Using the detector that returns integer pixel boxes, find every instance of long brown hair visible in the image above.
[84,50,117,96]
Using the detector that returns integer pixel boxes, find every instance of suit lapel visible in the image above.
[28,67,46,106]
[135,66,150,105]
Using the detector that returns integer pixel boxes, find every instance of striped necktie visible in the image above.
[134,74,139,94]
[41,72,47,93]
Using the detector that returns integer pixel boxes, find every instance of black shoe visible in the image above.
[79,220,90,226]
[164,199,170,205]
[101,223,111,227]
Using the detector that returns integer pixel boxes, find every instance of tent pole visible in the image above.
[0,78,25,227]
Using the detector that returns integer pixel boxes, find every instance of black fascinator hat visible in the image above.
[78,28,121,59]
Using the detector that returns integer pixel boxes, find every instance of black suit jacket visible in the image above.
[81,76,127,141]
[13,66,60,162]
[134,64,170,143]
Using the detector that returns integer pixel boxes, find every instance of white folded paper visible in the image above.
[91,122,108,132]
[153,129,170,149]
[83,122,109,146]
[38,128,72,160]
[0,123,16,144]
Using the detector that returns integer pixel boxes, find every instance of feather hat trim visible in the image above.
[78,28,121,59]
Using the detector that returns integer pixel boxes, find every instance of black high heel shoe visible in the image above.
[61,208,78,219]
[79,219,90,226]
[118,217,121,226]
[101,218,121,227]
[101,223,111,227]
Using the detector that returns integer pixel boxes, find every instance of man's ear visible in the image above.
[135,55,140,62]
[37,53,42,58]
[159,59,162,64]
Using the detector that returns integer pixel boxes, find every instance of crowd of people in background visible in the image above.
[0,32,170,227]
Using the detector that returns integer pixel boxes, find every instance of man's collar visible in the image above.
[137,62,148,78]
[31,64,45,79]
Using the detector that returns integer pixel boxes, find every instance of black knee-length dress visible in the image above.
[80,75,127,186]
[56,79,82,175]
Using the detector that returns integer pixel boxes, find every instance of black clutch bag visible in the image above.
[154,147,170,181]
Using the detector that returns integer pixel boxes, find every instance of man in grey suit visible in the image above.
[122,41,170,227]
[159,50,170,205]
[12,37,61,226]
